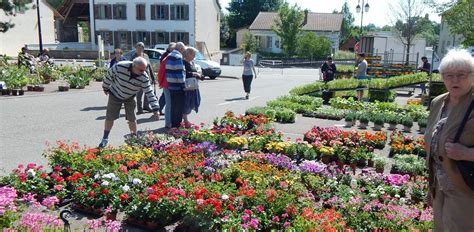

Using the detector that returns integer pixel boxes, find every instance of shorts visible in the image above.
[105,94,136,122]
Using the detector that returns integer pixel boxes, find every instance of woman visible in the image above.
[321,56,336,82]
[355,53,367,101]
[109,48,126,69]
[182,47,203,127]
[425,48,474,231]
[241,52,257,99]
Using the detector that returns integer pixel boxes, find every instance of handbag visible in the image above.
[453,100,474,191]
[184,77,199,91]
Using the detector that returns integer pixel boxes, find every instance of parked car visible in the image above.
[123,48,166,70]
[194,52,221,79]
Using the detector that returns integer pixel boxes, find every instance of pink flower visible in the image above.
[242,214,250,222]
[283,221,291,228]
[87,219,102,230]
[249,218,259,229]
[272,216,280,222]
[41,196,60,208]
[243,209,252,215]
[105,219,122,232]
[241,224,248,230]
[256,205,264,213]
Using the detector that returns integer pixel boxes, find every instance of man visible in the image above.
[355,53,368,101]
[165,42,187,128]
[109,48,126,68]
[157,42,176,128]
[418,56,431,94]
[321,56,336,82]
[129,42,155,114]
[99,57,160,148]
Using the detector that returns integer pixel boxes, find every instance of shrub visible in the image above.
[401,116,414,127]
[417,117,427,128]
[358,114,370,124]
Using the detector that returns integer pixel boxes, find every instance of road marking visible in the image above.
[217,96,260,106]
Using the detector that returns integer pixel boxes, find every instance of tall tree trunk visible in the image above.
[405,40,411,65]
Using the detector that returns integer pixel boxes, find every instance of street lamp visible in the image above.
[36,0,44,52]
[356,0,370,35]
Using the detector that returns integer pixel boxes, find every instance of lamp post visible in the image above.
[36,0,43,52]
[356,0,370,36]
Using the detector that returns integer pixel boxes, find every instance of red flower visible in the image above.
[77,186,85,191]
[53,165,62,171]
[101,189,110,195]
[148,194,159,202]
[19,173,27,182]
[227,204,235,211]
[88,191,96,197]
[54,185,64,191]
[120,193,129,201]
[92,183,99,188]
[40,172,48,179]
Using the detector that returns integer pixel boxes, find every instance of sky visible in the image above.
[219,0,442,27]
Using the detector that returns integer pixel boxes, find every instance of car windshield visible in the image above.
[195,52,205,60]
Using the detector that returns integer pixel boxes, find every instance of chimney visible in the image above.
[303,10,309,26]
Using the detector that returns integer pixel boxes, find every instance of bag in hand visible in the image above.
[184,78,199,91]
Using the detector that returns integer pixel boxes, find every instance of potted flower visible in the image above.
[374,157,387,173]
[358,113,370,129]
[344,113,356,127]
[417,118,427,134]
[401,116,413,132]
[367,152,375,167]
[372,115,385,131]
[318,145,334,164]
[385,114,399,130]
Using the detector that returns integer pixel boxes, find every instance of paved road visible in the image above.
[0,66,319,173]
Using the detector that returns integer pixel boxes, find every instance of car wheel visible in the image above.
[209,76,217,80]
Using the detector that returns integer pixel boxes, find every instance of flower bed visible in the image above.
[0,112,433,231]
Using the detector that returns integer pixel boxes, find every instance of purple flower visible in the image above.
[105,219,122,232]
[265,153,297,170]
[242,214,250,222]
[298,160,325,174]
[41,196,59,208]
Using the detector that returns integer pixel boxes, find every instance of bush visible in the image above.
[246,106,276,120]
[296,32,332,59]
[358,114,370,124]
[400,116,414,127]
[417,117,427,128]
[385,114,399,125]
[274,108,296,123]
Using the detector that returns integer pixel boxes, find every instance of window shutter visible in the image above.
[170,32,176,42]
[151,5,156,20]
[136,5,139,20]
[184,32,189,45]
[170,5,175,20]
[165,32,170,43]
[122,5,127,20]
[164,5,169,20]
[185,5,189,20]
[94,5,99,19]
[107,5,112,19]
[127,31,132,50]
[112,5,117,19]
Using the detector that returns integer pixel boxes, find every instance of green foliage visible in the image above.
[0,66,30,89]
[1,0,33,32]
[392,155,426,176]
[442,0,474,46]
[289,81,325,95]
[334,51,356,60]
[296,32,332,59]
[240,32,257,52]
[272,3,304,57]
[273,107,296,123]
[358,113,370,123]
[400,116,414,127]
[337,2,355,46]
[417,117,427,128]
[226,0,283,30]
[344,112,357,122]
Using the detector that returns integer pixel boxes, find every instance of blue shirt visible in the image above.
[109,56,126,69]
[165,50,186,91]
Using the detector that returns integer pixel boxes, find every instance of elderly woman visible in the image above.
[182,47,203,127]
[425,48,474,231]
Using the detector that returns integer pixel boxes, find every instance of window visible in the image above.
[96,31,113,46]
[136,4,146,20]
[152,32,170,45]
[267,37,272,48]
[151,5,169,20]
[275,38,280,48]
[114,31,131,50]
[113,4,127,20]
[133,31,151,47]
[171,32,189,44]
[170,5,189,20]
[94,4,112,19]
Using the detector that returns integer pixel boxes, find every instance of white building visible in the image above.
[437,15,464,59]
[0,0,59,56]
[89,0,221,60]
[241,11,343,54]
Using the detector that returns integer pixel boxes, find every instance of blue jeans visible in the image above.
[163,88,171,128]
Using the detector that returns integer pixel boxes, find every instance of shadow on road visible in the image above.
[225,97,247,101]
[137,116,160,124]
[81,106,107,111]
[95,114,125,120]
[142,127,170,134]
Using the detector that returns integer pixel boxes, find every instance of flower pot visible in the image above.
[77,85,85,89]
[70,84,77,89]
[350,163,357,174]
[11,89,20,96]
[403,125,412,132]
[367,159,374,167]
[1,89,11,95]
[345,121,354,127]
[419,127,426,134]
[58,86,70,92]
[359,122,368,129]
[126,216,160,230]
[388,123,397,130]
[34,86,45,92]
[375,167,384,173]
[27,85,35,91]
[72,203,103,217]
[374,124,383,131]
[337,161,344,169]
[105,212,117,221]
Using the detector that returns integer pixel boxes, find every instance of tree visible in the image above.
[46,0,64,9]
[442,0,474,46]
[227,0,284,30]
[240,32,257,52]
[1,0,34,32]
[272,3,304,57]
[220,13,231,47]
[338,2,355,46]
[296,33,332,59]
[390,0,425,64]
[414,14,439,47]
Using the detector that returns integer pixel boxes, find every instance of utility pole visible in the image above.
[36,0,44,52]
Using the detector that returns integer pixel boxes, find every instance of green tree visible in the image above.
[296,32,332,59]
[227,0,284,30]
[240,32,257,52]
[414,14,439,47]
[390,0,425,64]
[46,0,64,9]
[1,0,34,32]
[338,2,355,46]
[442,0,474,46]
[220,13,231,48]
[272,3,304,57]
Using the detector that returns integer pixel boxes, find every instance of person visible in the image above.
[424,48,474,231]
[157,42,176,128]
[182,47,203,127]
[355,53,368,101]
[39,48,53,66]
[418,56,431,94]
[241,52,257,99]
[165,42,187,128]
[321,56,336,82]
[109,48,126,68]
[99,57,160,148]
[129,42,156,114]
[18,47,35,68]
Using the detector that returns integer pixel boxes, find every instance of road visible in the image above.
[0,66,319,173]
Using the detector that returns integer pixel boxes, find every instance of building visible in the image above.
[240,11,343,54]
[0,0,60,56]
[89,0,221,60]
[437,15,464,59]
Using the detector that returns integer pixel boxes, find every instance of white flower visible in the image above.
[103,173,116,179]
[400,198,406,204]
[112,177,119,182]
[94,174,100,179]
[221,194,229,201]
[26,169,36,177]
[121,185,130,192]
[370,193,377,198]
[132,178,142,185]
[395,194,400,198]
[349,190,354,195]
[102,181,110,186]
[350,179,358,188]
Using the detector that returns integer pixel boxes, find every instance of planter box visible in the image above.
[58,86,70,92]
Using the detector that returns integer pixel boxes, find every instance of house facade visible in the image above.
[89,0,221,60]
[0,0,58,56]
[437,15,464,59]
[243,11,343,54]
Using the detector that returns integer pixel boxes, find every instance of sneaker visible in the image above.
[98,138,108,148]
[137,110,144,115]
[245,95,249,100]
